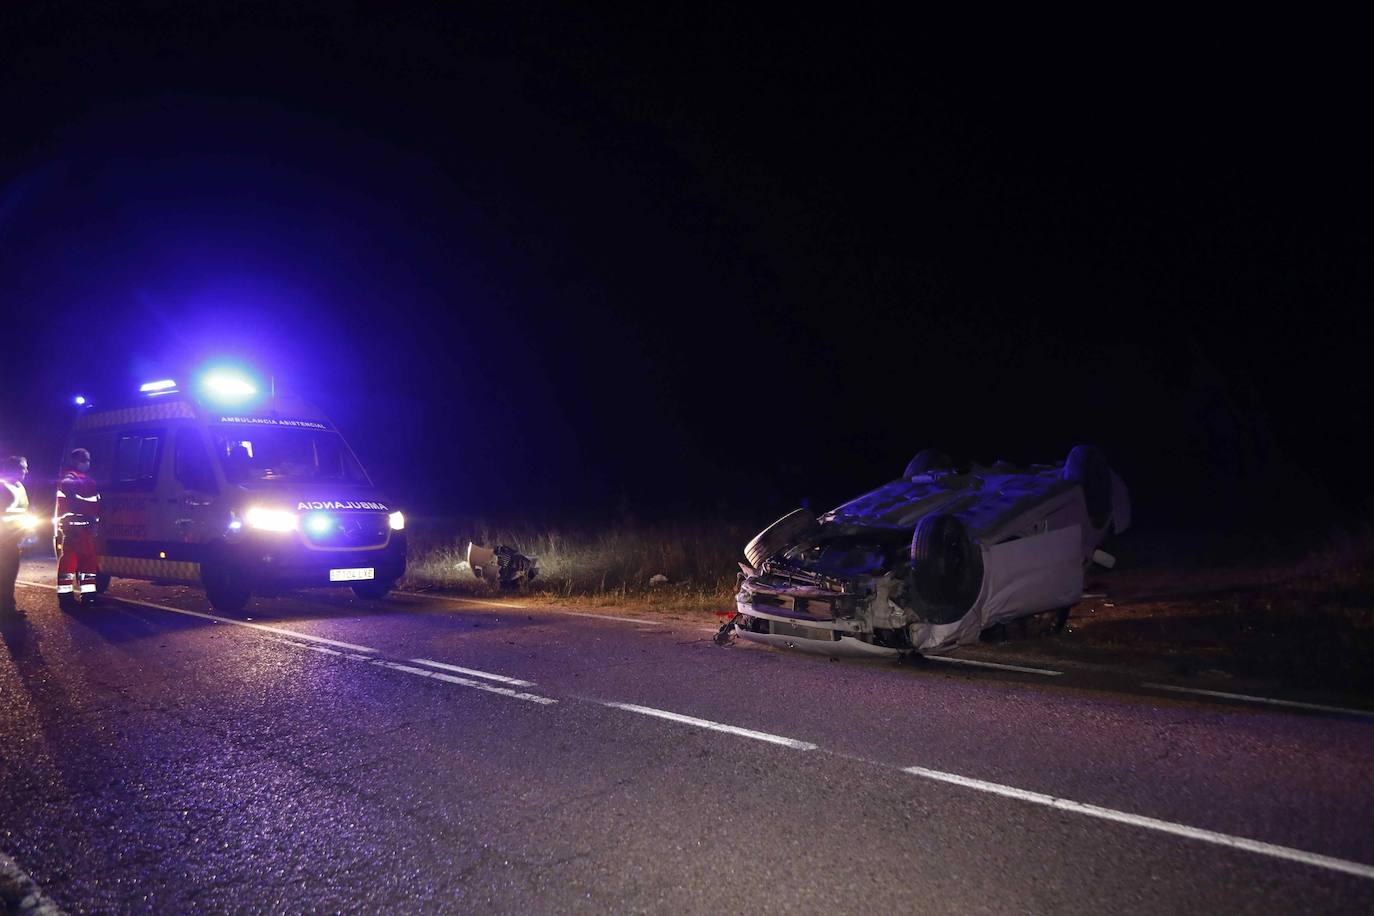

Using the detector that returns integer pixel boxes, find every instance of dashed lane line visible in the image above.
[16,579,1374,880]
[902,764,1374,882]
[17,580,377,653]
[371,660,557,705]
[246,639,559,704]
[924,655,1063,676]
[18,581,552,702]
[261,636,344,657]
[603,701,818,750]
[408,658,536,687]
[1141,683,1374,719]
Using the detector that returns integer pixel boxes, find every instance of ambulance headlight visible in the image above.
[245,507,297,532]
[388,511,405,531]
[16,512,39,531]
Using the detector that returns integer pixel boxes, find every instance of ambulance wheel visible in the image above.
[352,578,397,600]
[95,573,111,594]
[202,564,251,613]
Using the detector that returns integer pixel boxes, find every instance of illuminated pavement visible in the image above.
[3,564,1373,913]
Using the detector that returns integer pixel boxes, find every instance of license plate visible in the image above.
[330,567,375,582]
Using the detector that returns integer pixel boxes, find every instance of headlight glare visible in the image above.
[245,507,297,532]
[388,511,405,531]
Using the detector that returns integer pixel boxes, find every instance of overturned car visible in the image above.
[731,446,1130,656]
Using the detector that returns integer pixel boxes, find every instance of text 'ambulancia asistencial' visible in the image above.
[297,500,389,511]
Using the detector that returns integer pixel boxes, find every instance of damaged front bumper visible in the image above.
[733,565,910,657]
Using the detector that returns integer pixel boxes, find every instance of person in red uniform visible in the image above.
[55,447,101,607]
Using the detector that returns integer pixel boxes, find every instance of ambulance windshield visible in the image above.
[214,428,369,485]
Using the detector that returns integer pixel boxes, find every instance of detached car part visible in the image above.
[467,542,540,589]
[733,445,1129,657]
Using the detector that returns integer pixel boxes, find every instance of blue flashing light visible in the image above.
[201,371,258,404]
[304,513,334,536]
[139,379,178,393]
[73,395,87,406]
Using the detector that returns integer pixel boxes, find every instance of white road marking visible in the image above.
[20,580,549,702]
[925,655,1063,676]
[17,581,378,653]
[264,637,344,657]
[372,660,557,705]
[409,658,536,687]
[1142,683,1374,718]
[604,702,818,750]
[16,574,1374,878]
[902,765,1374,881]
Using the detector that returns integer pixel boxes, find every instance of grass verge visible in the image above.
[400,516,742,612]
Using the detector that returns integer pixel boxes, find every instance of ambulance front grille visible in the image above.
[303,513,390,549]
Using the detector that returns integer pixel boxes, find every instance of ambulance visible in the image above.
[64,369,407,611]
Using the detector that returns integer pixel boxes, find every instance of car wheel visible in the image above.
[1063,445,1113,530]
[903,449,954,478]
[352,578,397,600]
[744,508,820,568]
[95,573,111,594]
[201,563,251,613]
[909,513,984,624]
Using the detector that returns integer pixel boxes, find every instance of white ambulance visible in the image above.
[64,370,406,611]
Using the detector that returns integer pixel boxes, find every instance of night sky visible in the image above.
[2,6,1369,531]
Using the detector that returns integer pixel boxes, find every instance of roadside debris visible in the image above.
[649,574,669,586]
[713,610,739,646]
[466,542,540,589]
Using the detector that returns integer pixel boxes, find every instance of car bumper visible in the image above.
[734,599,902,658]
[735,627,902,658]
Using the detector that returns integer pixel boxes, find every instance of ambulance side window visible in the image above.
[174,429,217,493]
[111,430,164,492]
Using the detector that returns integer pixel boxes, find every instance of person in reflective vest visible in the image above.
[55,448,101,606]
[2,455,33,616]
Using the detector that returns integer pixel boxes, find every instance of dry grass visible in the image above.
[1068,526,1374,691]
[400,516,747,611]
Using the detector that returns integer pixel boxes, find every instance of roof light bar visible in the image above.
[139,379,178,393]
[201,371,258,403]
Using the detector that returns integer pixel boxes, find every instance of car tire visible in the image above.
[909,513,984,624]
[352,578,397,600]
[95,573,111,594]
[903,449,954,478]
[1063,444,1113,530]
[744,508,820,568]
[202,563,251,613]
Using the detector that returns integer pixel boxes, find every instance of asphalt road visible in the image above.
[3,560,1373,914]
